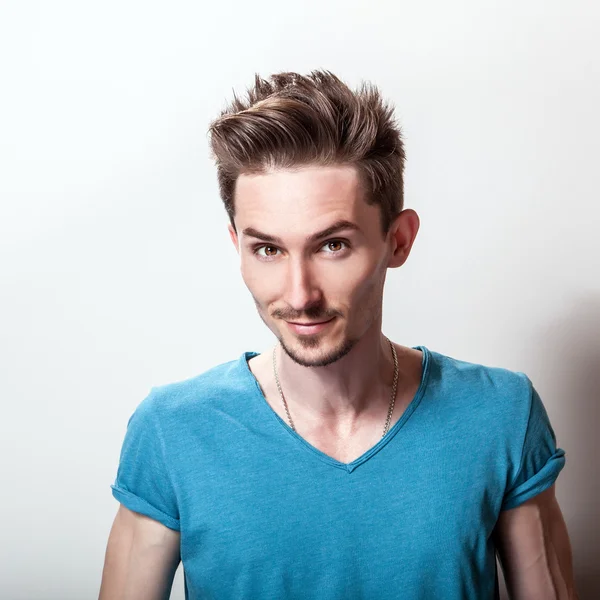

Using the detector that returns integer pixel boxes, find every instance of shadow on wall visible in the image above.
[532,293,600,599]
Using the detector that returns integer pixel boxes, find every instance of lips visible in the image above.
[285,317,335,335]
[288,319,331,325]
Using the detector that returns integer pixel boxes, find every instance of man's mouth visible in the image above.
[284,317,335,334]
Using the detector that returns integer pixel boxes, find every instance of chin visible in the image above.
[280,334,356,368]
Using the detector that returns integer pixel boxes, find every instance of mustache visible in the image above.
[272,307,339,321]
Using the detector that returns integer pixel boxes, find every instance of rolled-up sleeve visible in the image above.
[501,382,566,511]
[111,388,180,531]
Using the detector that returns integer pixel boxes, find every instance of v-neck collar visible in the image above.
[240,345,432,473]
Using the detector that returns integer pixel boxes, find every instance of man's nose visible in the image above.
[283,258,323,313]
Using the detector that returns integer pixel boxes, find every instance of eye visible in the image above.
[254,245,281,259]
[321,240,348,254]
[252,240,350,260]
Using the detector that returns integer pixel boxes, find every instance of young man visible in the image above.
[99,71,578,599]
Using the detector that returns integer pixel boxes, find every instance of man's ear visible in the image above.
[228,223,240,254]
[387,209,420,269]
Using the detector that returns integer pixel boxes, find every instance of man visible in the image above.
[99,70,578,599]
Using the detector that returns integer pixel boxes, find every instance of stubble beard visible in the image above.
[254,305,384,369]
[279,330,357,368]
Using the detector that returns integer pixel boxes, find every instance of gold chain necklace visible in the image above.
[272,336,399,438]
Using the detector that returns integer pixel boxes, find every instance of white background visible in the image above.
[1,1,598,598]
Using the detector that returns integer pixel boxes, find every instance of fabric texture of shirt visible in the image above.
[111,345,566,599]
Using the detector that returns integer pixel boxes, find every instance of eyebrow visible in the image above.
[241,220,362,245]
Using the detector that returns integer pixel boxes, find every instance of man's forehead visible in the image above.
[234,165,368,222]
[235,164,362,200]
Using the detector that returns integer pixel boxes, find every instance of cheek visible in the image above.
[349,274,383,306]
[328,259,381,296]
[318,274,378,315]
[240,261,278,298]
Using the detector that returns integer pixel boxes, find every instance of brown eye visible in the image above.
[323,240,347,254]
[255,245,280,259]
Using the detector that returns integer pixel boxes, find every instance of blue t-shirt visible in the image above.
[111,345,566,599]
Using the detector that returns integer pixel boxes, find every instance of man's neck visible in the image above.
[247,332,424,461]
[273,329,396,424]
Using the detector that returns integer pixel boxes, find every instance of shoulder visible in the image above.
[427,347,534,424]
[134,353,253,422]
[429,347,531,390]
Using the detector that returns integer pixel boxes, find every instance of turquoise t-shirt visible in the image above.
[111,345,566,599]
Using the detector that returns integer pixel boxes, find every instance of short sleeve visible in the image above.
[501,381,566,511]
[111,389,180,531]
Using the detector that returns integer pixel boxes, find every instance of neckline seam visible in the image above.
[242,345,432,471]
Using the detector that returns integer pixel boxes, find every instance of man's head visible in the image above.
[208,70,419,367]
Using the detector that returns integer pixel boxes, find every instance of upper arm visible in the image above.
[493,484,578,600]
[99,504,181,600]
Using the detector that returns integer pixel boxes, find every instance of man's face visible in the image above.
[229,164,394,368]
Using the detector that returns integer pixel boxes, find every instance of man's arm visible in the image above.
[99,505,181,600]
[493,484,578,600]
